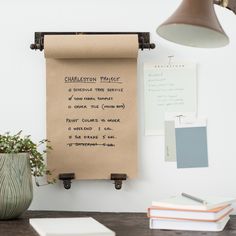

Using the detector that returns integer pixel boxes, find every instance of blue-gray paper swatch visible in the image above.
[175,127,208,168]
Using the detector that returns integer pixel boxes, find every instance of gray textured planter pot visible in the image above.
[0,153,33,220]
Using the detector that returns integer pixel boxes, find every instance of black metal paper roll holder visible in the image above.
[30,32,156,51]
[31,32,154,190]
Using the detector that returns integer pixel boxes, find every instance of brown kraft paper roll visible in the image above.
[45,34,138,180]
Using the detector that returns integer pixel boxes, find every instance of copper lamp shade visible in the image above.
[157,0,229,48]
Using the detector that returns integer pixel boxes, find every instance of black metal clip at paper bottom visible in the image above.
[58,173,126,190]
[59,173,75,190]
[111,173,127,190]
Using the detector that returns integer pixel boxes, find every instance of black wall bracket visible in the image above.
[30,32,155,51]
[111,173,127,190]
[58,173,126,190]
[59,173,75,190]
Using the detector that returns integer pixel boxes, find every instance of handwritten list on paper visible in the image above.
[65,76,125,148]
[46,60,137,180]
[144,63,197,135]
[45,35,138,180]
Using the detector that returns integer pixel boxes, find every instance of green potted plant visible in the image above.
[0,131,54,220]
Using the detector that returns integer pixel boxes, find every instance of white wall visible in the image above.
[1,0,236,212]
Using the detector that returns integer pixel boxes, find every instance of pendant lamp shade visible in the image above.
[157,0,229,48]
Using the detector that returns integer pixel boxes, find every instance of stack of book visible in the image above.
[148,194,235,232]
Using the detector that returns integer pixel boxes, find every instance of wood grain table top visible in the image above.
[0,211,236,236]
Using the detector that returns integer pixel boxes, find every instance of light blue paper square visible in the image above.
[176,127,208,168]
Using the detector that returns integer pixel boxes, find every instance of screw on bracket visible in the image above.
[111,174,127,190]
[59,173,75,190]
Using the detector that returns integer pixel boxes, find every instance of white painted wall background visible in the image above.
[0,0,236,212]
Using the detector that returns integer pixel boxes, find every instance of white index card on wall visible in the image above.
[144,63,197,136]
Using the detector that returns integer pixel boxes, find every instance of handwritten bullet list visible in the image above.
[66,75,125,148]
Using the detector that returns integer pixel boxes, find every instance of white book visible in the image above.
[152,195,236,211]
[149,216,230,231]
[148,205,233,221]
[29,217,115,236]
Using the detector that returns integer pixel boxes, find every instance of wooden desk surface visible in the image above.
[0,211,236,236]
